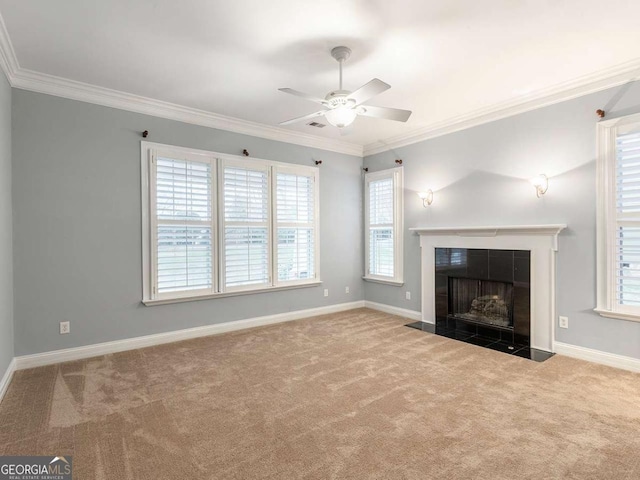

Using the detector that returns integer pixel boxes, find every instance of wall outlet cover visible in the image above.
[345,286,350,294]
[60,321,70,334]
[324,289,329,297]
[559,316,569,329]
[405,291,411,300]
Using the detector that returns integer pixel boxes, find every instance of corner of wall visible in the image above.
[0,70,14,399]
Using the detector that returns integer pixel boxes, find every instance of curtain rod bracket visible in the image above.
[315,160,322,165]
[395,159,403,165]
[596,109,605,118]
[142,130,149,138]
[242,149,249,157]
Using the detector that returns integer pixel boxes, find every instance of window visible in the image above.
[221,161,270,290]
[364,167,403,285]
[151,149,216,299]
[142,142,319,304]
[596,113,640,322]
[275,166,317,283]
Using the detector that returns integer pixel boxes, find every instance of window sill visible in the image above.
[362,276,404,287]
[594,308,640,323]
[143,281,322,306]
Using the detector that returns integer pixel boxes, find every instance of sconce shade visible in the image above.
[417,190,434,206]
[530,174,548,197]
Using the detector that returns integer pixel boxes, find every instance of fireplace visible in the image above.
[409,224,566,358]
[433,248,531,349]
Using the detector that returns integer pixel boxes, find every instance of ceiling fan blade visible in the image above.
[278,88,327,105]
[358,105,412,122]
[347,79,391,106]
[279,110,327,126]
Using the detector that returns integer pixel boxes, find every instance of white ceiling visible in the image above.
[1,0,640,150]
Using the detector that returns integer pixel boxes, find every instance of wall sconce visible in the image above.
[417,190,434,207]
[530,174,548,197]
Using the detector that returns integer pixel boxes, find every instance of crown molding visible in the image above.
[0,6,639,160]
[363,58,640,156]
[0,12,362,158]
[10,69,364,157]
[0,9,18,83]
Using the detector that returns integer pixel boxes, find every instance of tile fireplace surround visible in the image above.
[410,225,567,353]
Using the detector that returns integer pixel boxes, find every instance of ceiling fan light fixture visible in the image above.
[324,106,357,128]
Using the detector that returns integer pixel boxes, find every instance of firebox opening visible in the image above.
[448,277,514,330]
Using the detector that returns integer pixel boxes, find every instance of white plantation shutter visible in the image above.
[614,128,640,307]
[222,163,270,289]
[368,177,395,277]
[153,153,215,296]
[364,168,403,283]
[142,143,321,304]
[275,168,318,282]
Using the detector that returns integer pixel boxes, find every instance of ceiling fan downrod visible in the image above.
[331,46,351,91]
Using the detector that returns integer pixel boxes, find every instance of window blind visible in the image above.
[144,143,322,303]
[155,156,213,293]
[223,165,270,288]
[615,129,640,306]
[276,171,316,282]
[368,177,394,277]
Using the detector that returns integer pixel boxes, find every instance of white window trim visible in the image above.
[141,141,321,306]
[595,112,640,323]
[363,167,404,286]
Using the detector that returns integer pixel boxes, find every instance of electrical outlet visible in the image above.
[405,291,411,300]
[559,316,569,329]
[345,286,350,294]
[324,289,329,297]
[60,321,70,335]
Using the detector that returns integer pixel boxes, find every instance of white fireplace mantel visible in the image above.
[411,224,567,352]
[410,224,567,241]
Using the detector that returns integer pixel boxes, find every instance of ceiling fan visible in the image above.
[278,46,412,130]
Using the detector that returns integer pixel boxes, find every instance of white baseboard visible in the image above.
[554,341,640,373]
[364,300,422,321]
[14,301,365,370]
[0,358,16,404]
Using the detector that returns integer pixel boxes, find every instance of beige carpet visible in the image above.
[1,308,640,479]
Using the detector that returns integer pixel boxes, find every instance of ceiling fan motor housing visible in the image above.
[325,90,355,109]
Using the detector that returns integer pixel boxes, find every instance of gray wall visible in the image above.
[12,81,640,360]
[0,74,12,377]
[364,81,640,360]
[12,90,363,356]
